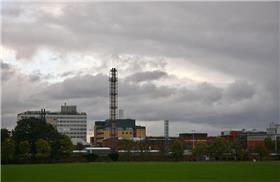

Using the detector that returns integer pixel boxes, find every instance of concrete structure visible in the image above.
[221,130,267,151]
[267,122,280,136]
[267,122,280,153]
[17,103,87,144]
[94,119,146,147]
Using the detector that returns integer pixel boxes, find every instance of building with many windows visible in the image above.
[17,103,87,144]
[94,119,146,147]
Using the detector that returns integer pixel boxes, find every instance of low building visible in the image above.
[179,133,208,150]
[94,119,146,147]
[221,129,267,151]
[17,103,87,144]
[145,136,178,150]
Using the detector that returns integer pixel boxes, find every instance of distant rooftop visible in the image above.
[17,103,86,116]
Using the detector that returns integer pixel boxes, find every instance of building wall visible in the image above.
[117,128,134,139]
[103,129,111,139]
[17,106,87,144]
[136,128,146,139]
[93,120,146,146]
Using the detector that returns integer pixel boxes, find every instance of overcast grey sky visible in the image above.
[1,2,279,136]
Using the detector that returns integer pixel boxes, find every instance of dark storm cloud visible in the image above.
[1,62,11,70]
[126,70,168,82]
[224,80,256,102]
[1,2,279,133]
[1,62,15,81]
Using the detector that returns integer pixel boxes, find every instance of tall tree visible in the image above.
[171,140,184,161]
[1,128,11,142]
[59,135,74,157]
[13,118,62,159]
[35,139,51,160]
[1,138,16,163]
[18,140,31,160]
[192,142,208,160]
[253,144,269,160]
[208,137,232,160]
[264,137,274,152]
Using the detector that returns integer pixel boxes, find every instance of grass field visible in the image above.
[2,161,280,182]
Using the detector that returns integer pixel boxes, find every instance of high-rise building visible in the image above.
[17,103,87,144]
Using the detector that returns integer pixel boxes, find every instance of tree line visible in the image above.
[1,118,74,164]
[2,117,279,163]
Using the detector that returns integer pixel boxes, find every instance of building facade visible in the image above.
[179,133,208,150]
[221,130,267,151]
[17,104,87,144]
[267,122,280,138]
[94,119,146,147]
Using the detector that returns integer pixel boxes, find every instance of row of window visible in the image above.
[58,120,86,123]
[70,128,87,131]
[63,132,87,135]
[68,136,86,139]
[56,124,87,127]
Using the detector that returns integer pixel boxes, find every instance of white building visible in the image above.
[17,103,87,145]
[267,122,280,136]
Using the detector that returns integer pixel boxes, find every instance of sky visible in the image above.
[1,1,279,137]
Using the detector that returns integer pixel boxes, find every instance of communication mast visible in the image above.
[109,68,118,150]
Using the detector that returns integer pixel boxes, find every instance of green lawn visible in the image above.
[2,161,280,182]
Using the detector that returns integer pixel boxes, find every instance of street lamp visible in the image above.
[192,130,196,150]
[275,134,278,154]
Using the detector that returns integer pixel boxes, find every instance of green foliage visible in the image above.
[253,144,269,160]
[13,118,65,160]
[137,140,149,159]
[86,153,98,162]
[208,137,232,160]
[1,138,16,162]
[264,137,274,152]
[35,139,51,160]
[1,128,11,142]
[122,140,134,160]
[171,140,184,161]
[19,140,31,160]
[59,135,74,157]
[231,140,248,160]
[265,137,280,153]
[192,142,208,159]
[109,151,119,161]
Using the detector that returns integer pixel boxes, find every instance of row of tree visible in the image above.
[1,118,74,163]
[192,137,279,161]
[116,137,279,161]
[2,117,279,163]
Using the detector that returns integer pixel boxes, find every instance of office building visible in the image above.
[17,103,87,144]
